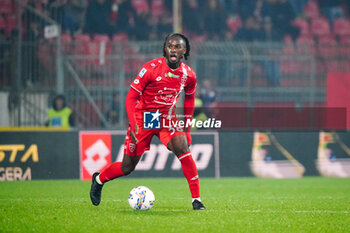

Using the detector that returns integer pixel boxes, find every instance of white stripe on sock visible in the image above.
[192,198,201,203]
[178,152,191,160]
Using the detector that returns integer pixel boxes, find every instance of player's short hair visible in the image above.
[163,33,190,60]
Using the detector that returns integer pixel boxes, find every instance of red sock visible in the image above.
[178,152,200,198]
[99,162,124,183]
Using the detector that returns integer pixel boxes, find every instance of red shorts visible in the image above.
[124,121,185,156]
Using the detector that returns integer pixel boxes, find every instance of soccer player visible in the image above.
[90,33,206,210]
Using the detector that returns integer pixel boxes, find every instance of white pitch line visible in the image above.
[0,199,348,214]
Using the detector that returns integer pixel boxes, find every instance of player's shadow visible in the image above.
[115,209,193,216]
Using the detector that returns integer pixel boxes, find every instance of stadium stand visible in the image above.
[2,0,350,127]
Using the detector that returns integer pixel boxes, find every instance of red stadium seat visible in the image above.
[297,35,315,54]
[87,34,112,75]
[339,36,350,58]
[338,61,350,72]
[151,0,167,18]
[318,35,337,57]
[131,0,149,14]
[340,35,350,44]
[281,36,302,75]
[303,0,319,19]
[333,19,350,36]
[325,61,339,72]
[311,17,331,36]
[5,14,17,36]
[61,33,72,54]
[0,15,6,30]
[112,33,129,42]
[73,34,91,70]
[293,18,310,36]
[281,61,303,75]
[112,34,145,75]
[93,34,110,43]
[0,0,12,14]
[74,34,91,54]
[283,42,295,55]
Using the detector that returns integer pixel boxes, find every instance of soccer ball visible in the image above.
[128,186,155,210]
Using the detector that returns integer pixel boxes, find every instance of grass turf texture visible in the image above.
[1,178,349,233]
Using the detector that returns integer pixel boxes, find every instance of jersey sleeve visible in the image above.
[184,72,197,95]
[130,66,150,94]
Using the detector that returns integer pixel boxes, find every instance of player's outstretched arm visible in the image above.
[184,92,195,146]
[125,88,140,143]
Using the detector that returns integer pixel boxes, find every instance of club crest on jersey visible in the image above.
[138,68,147,78]
[165,72,180,78]
[129,142,136,153]
[143,110,161,129]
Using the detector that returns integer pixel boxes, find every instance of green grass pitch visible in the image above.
[1,177,349,233]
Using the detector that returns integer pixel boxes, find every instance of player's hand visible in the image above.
[130,124,139,144]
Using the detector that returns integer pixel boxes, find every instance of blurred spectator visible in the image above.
[112,0,136,35]
[8,30,19,89]
[0,29,9,84]
[260,17,281,41]
[238,0,257,20]
[84,0,113,36]
[263,57,281,86]
[288,0,308,15]
[47,94,75,127]
[319,0,344,26]
[24,0,48,21]
[199,79,218,117]
[204,0,227,40]
[193,95,209,130]
[270,0,300,40]
[183,0,204,35]
[219,0,239,14]
[157,14,172,39]
[253,0,273,24]
[258,17,281,86]
[235,16,264,41]
[105,94,120,125]
[22,17,41,86]
[48,0,66,26]
[133,11,152,40]
[105,93,123,125]
[62,0,88,34]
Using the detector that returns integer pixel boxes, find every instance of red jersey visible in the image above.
[130,57,197,116]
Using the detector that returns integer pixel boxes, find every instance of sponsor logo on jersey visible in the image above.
[165,72,180,78]
[156,76,162,81]
[143,110,161,129]
[138,68,147,78]
[134,79,140,84]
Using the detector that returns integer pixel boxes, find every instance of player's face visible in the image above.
[165,37,186,68]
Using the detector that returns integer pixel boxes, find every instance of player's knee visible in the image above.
[170,136,189,156]
[121,163,135,175]
[173,146,190,156]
